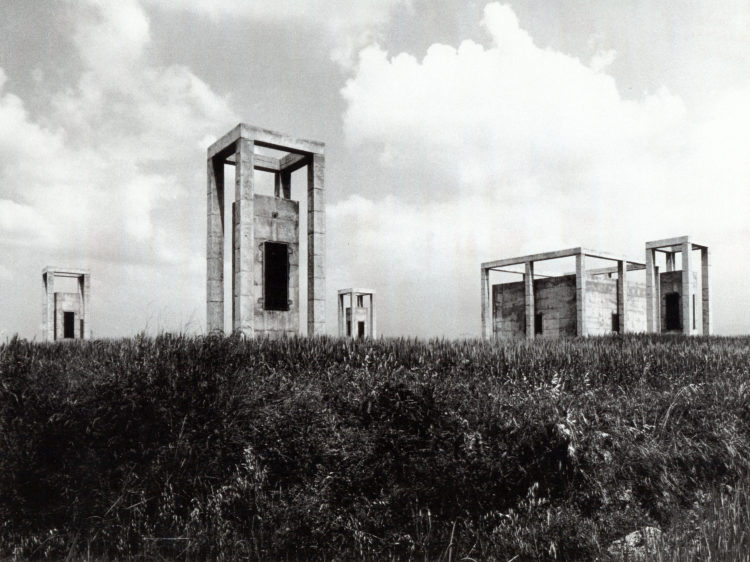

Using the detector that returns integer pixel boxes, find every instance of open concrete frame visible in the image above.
[645,236,711,335]
[42,266,91,341]
[207,124,325,336]
[337,288,376,338]
[480,248,644,339]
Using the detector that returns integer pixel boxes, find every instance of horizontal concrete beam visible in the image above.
[42,267,90,276]
[482,247,639,271]
[338,288,376,295]
[207,123,324,159]
[224,152,308,174]
[646,235,705,250]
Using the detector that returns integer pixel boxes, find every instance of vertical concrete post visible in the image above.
[666,252,675,272]
[81,272,91,339]
[233,138,255,336]
[337,293,344,336]
[480,266,490,339]
[701,247,712,335]
[349,290,356,339]
[44,271,55,341]
[370,293,377,338]
[681,241,693,334]
[576,253,587,336]
[206,156,224,334]
[617,260,627,333]
[524,261,535,340]
[281,170,292,200]
[307,154,326,336]
[645,248,657,333]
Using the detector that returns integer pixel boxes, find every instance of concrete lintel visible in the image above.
[42,267,90,277]
[645,236,692,250]
[279,153,310,173]
[482,246,637,271]
[241,123,324,155]
[338,288,376,295]
[588,263,646,276]
[207,124,244,159]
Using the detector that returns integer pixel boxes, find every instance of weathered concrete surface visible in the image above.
[42,267,90,341]
[253,195,299,337]
[660,270,700,334]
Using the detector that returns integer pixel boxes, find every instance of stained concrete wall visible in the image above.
[659,270,701,333]
[54,292,82,340]
[252,194,299,337]
[345,307,370,337]
[493,274,648,338]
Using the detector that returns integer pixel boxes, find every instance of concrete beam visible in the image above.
[482,247,640,270]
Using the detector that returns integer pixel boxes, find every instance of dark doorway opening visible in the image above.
[264,241,289,311]
[534,313,543,335]
[665,292,681,331]
[612,312,620,333]
[63,312,75,339]
[358,321,365,338]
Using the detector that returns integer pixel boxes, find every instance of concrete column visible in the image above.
[307,154,326,335]
[81,273,91,339]
[349,291,356,339]
[576,253,586,336]
[281,170,292,199]
[44,271,55,341]
[337,293,344,336]
[617,260,627,333]
[524,261,535,340]
[233,138,255,336]
[480,266,490,339]
[645,248,657,333]
[370,293,377,338]
[666,252,675,272]
[206,156,224,334]
[681,241,693,334]
[701,247,712,335]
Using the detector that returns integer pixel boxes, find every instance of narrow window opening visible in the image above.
[347,313,351,336]
[63,312,75,339]
[358,321,366,338]
[356,295,363,307]
[263,241,289,311]
[80,319,84,339]
[612,312,620,333]
[665,292,681,331]
[534,313,543,335]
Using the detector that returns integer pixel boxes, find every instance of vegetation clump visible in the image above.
[1,333,749,559]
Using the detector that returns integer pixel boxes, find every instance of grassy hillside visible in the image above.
[1,334,749,560]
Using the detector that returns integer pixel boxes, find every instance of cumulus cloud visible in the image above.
[145,0,410,66]
[333,2,750,335]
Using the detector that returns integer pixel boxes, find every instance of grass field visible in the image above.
[1,333,749,560]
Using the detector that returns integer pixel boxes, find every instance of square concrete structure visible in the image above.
[481,236,712,339]
[645,236,711,335]
[207,124,325,337]
[337,289,376,339]
[42,267,91,341]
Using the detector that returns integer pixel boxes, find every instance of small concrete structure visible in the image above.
[42,267,91,341]
[337,289,376,338]
[645,236,711,335]
[480,236,712,339]
[207,124,325,337]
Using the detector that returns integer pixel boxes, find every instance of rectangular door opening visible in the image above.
[358,321,365,338]
[63,312,75,339]
[264,241,289,311]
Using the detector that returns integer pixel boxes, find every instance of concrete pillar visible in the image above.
[44,271,55,341]
[233,138,255,336]
[337,293,344,336]
[645,248,657,333]
[370,293,377,338]
[701,247,712,335]
[524,261,535,340]
[617,260,627,333]
[81,272,91,339]
[307,154,326,336]
[349,291,356,339]
[576,253,586,336]
[206,156,224,334]
[681,241,693,334]
[480,266,490,339]
[281,170,292,199]
[666,252,675,272]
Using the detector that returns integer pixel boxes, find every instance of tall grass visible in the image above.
[1,333,749,559]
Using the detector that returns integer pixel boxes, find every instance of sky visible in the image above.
[1,0,749,339]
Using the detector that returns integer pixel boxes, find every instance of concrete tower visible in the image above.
[337,289,376,339]
[206,124,326,337]
[42,267,91,341]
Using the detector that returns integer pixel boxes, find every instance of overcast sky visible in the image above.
[1,0,749,339]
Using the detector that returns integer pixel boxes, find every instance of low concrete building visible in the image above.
[42,267,91,341]
[480,236,711,339]
[206,124,326,337]
[338,289,376,339]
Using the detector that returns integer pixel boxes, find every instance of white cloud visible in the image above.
[334,2,750,335]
